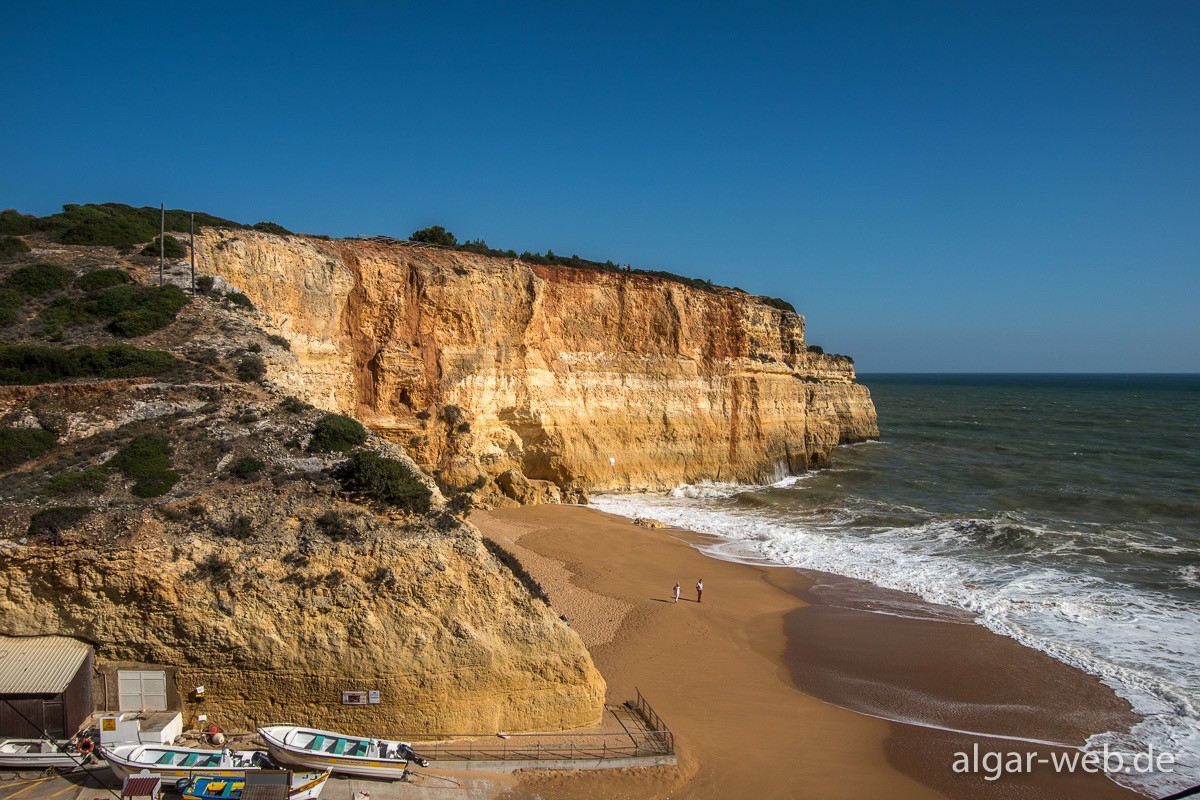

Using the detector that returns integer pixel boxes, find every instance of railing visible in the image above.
[630,688,675,754]
[411,730,670,763]
[404,693,674,763]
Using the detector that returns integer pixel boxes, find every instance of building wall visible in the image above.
[0,652,92,739]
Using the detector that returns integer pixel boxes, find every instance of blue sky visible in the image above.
[3,1,1197,371]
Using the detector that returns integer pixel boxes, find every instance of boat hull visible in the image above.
[182,770,329,800]
[101,746,263,782]
[0,740,79,770]
[257,727,411,780]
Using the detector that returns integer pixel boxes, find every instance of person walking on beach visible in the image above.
[673,582,681,603]
[696,578,704,603]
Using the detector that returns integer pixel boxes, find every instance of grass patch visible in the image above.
[41,469,108,496]
[335,449,431,513]
[110,434,179,497]
[309,413,367,453]
[0,427,56,470]
[76,268,132,292]
[4,263,73,295]
[0,343,177,384]
[0,236,30,259]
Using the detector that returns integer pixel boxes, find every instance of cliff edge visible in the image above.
[196,231,878,499]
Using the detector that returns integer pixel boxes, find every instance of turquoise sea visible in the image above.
[593,374,1200,796]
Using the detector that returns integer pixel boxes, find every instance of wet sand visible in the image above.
[473,505,1146,800]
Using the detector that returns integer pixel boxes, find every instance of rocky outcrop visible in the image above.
[195,232,878,495]
[0,498,604,735]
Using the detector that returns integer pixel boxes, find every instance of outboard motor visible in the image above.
[397,743,429,768]
[251,751,278,769]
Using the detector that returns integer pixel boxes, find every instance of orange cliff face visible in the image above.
[194,230,879,498]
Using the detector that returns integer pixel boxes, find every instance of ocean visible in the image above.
[591,374,1200,796]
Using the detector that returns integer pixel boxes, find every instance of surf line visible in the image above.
[801,692,1084,749]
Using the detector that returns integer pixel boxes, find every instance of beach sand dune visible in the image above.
[474,505,1143,800]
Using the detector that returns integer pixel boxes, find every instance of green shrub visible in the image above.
[141,235,186,258]
[0,344,177,384]
[39,297,93,330]
[410,225,458,246]
[111,434,179,497]
[41,469,108,496]
[308,413,367,453]
[236,353,267,382]
[806,344,824,355]
[336,449,431,513]
[229,456,265,480]
[762,296,797,313]
[246,343,262,353]
[2,204,246,249]
[0,210,37,236]
[279,396,309,414]
[4,263,73,295]
[86,284,189,337]
[28,506,91,538]
[252,221,291,235]
[0,236,30,259]
[193,553,235,582]
[266,334,290,350]
[0,427,56,470]
[224,291,253,308]
[0,288,23,327]
[76,268,132,292]
[196,276,216,295]
[314,509,355,539]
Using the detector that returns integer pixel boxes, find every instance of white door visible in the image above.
[117,670,168,711]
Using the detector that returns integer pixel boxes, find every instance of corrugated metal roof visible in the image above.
[0,635,91,695]
[122,775,162,799]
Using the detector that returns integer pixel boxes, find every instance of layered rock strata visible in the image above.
[196,232,878,495]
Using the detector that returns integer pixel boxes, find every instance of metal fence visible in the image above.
[405,692,673,763]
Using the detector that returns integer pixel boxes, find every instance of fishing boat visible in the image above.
[101,743,272,781]
[0,739,81,770]
[257,725,428,779]
[178,769,330,800]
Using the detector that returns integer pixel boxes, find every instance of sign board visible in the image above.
[368,690,380,704]
[341,691,368,705]
[102,718,117,732]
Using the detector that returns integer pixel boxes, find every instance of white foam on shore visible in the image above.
[591,489,1200,797]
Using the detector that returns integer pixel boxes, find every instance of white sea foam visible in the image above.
[591,489,1200,796]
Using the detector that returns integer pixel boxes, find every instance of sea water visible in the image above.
[591,374,1200,796]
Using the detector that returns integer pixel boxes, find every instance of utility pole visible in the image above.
[190,213,196,294]
[159,202,165,286]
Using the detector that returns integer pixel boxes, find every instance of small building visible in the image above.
[0,635,94,739]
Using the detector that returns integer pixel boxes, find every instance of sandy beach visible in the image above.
[473,505,1145,800]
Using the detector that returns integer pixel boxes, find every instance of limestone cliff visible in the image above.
[0,500,604,735]
[195,231,878,496]
[0,245,605,735]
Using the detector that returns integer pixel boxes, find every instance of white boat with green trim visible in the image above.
[101,743,271,781]
[0,739,81,770]
[256,726,428,779]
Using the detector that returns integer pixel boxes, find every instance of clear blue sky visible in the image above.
[3,1,1197,372]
